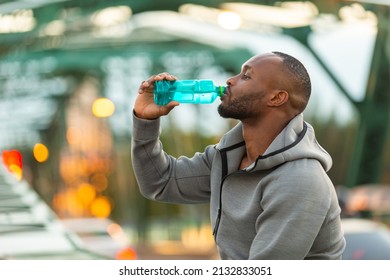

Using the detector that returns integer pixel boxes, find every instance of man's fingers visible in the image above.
[159,101,180,116]
[138,73,177,95]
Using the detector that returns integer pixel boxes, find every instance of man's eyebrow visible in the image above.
[241,65,252,72]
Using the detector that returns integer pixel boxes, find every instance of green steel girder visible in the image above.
[0,0,345,54]
[345,5,390,187]
[0,41,251,74]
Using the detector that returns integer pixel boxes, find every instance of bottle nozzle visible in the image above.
[218,86,226,97]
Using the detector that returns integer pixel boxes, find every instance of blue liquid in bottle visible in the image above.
[154,80,225,106]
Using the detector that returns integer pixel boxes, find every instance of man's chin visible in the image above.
[217,105,235,119]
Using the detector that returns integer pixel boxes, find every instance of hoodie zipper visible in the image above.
[213,141,245,238]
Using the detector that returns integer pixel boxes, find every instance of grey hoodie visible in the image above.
[131,113,346,259]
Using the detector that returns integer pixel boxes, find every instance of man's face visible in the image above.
[218,53,283,120]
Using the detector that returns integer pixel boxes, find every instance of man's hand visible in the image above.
[134,72,180,120]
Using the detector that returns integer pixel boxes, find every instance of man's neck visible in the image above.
[239,116,289,169]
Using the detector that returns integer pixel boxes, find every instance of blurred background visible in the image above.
[1,0,390,260]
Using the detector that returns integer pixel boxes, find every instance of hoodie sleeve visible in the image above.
[131,112,214,204]
[248,159,343,259]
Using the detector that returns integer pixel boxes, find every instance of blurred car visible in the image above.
[342,218,390,260]
[0,165,108,260]
[60,218,137,260]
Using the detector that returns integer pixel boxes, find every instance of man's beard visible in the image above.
[217,95,259,120]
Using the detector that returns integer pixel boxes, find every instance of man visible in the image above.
[131,52,346,259]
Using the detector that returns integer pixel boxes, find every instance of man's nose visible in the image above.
[226,76,235,86]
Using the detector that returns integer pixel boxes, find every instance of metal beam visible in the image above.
[0,0,346,50]
[346,5,390,186]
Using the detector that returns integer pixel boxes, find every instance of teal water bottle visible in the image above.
[153,79,225,106]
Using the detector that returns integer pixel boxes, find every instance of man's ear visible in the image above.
[268,90,289,107]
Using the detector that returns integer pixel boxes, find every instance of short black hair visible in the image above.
[272,51,311,112]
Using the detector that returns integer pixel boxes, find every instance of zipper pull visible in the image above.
[212,208,222,237]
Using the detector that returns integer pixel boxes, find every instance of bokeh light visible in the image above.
[217,11,242,30]
[33,143,49,163]
[92,98,115,118]
[2,150,23,180]
[77,183,97,206]
[90,196,112,218]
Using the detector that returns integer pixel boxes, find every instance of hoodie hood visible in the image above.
[216,114,332,172]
